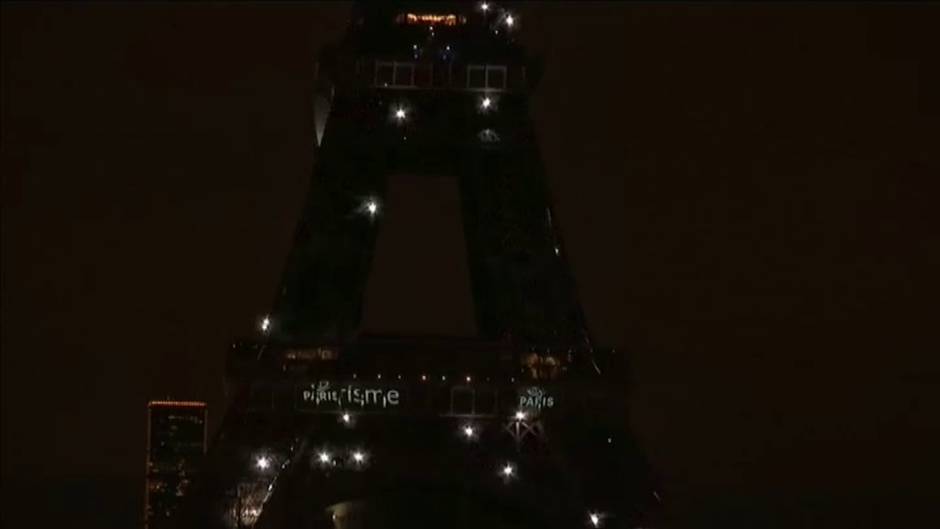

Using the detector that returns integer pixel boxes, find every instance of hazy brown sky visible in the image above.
[2,3,938,527]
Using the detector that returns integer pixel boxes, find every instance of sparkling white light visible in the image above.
[318,452,331,464]
[505,14,515,27]
[341,412,351,424]
[463,425,475,438]
[260,316,270,333]
[352,451,366,463]
[255,456,270,470]
[589,512,602,527]
[481,97,492,109]
[395,108,406,120]
[481,2,490,12]
[502,463,515,477]
[514,410,526,421]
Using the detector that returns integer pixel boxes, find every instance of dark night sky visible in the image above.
[2,3,938,528]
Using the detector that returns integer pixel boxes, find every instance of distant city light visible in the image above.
[505,14,515,27]
[421,374,427,381]
[554,245,561,256]
[465,375,472,383]
[395,107,406,120]
[481,2,490,12]
[481,97,492,110]
[363,198,379,217]
[352,451,366,463]
[260,316,270,333]
[255,456,270,470]
[318,452,331,464]
[589,512,602,527]
[502,463,515,477]
[463,425,475,438]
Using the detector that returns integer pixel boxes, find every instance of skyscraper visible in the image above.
[175,3,659,528]
[145,400,207,529]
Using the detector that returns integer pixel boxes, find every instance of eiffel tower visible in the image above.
[175,3,659,528]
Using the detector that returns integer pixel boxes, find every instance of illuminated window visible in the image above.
[375,61,416,88]
[466,64,507,91]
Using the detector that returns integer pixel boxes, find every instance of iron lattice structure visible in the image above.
[174,3,660,528]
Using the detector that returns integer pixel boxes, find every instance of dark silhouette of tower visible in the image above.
[175,3,659,528]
